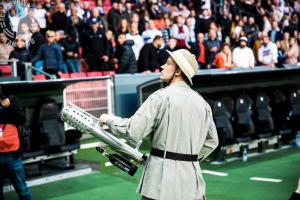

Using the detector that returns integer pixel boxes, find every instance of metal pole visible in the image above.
[24,62,32,81]
[11,59,18,78]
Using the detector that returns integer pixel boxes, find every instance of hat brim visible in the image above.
[166,50,193,85]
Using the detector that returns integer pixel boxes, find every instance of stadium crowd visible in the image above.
[0,0,300,79]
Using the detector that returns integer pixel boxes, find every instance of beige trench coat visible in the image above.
[107,81,219,200]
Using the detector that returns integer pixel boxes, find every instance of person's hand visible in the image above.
[102,55,109,62]
[99,114,111,125]
[0,98,10,108]
[210,47,217,52]
[296,178,300,194]
[67,52,73,57]
[143,70,152,74]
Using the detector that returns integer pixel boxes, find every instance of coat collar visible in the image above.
[169,80,190,88]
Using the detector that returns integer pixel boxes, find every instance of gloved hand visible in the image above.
[99,114,112,125]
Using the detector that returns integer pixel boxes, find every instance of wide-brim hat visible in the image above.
[166,49,198,85]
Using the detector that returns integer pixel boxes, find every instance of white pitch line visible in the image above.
[250,177,282,183]
[202,170,228,177]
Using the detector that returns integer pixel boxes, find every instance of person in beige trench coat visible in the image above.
[100,49,219,200]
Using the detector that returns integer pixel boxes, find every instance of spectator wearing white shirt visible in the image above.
[9,8,19,33]
[258,34,278,67]
[233,37,255,69]
[142,20,162,44]
[126,22,144,60]
[34,2,47,30]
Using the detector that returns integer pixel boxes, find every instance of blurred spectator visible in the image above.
[159,37,177,65]
[244,16,258,46]
[107,2,122,36]
[280,32,290,54]
[67,0,84,19]
[138,35,164,73]
[82,1,91,21]
[87,8,106,32]
[232,37,255,69]
[118,18,130,35]
[219,9,232,42]
[126,22,144,60]
[252,31,263,62]
[195,8,213,36]
[276,41,285,67]
[95,0,105,17]
[258,34,278,67]
[66,8,86,43]
[213,43,234,69]
[9,8,19,33]
[29,23,45,57]
[161,17,172,45]
[0,32,14,65]
[186,17,196,47]
[204,29,221,69]
[114,33,137,74]
[32,30,64,76]
[171,15,189,49]
[131,12,145,37]
[9,36,32,80]
[268,20,282,43]
[191,33,206,69]
[104,29,116,71]
[61,33,80,73]
[52,3,68,31]
[34,2,47,32]
[18,23,32,48]
[84,20,108,72]
[284,37,299,65]
[262,15,272,34]
[17,7,39,34]
[142,20,162,44]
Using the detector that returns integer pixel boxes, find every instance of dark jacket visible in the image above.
[204,38,221,66]
[84,29,108,57]
[268,30,282,43]
[9,47,32,80]
[138,43,161,72]
[115,40,137,74]
[32,43,64,71]
[61,38,80,59]
[52,11,68,31]
[30,32,46,57]
[107,8,121,35]
[195,17,213,36]
[289,192,300,200]
[0,95,25,126]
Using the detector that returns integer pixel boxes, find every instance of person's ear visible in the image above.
[174,68,182,76]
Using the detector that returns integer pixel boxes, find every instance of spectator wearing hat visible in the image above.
[9,36,32,80]
[258,34,278,67]
[87,8,106,32]
[83,19,109,72]
[232,36,255,69]
[99,48,218,200]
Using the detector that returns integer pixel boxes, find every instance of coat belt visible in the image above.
[150,148,198,162]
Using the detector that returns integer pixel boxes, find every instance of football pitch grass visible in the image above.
[5,147,300,200]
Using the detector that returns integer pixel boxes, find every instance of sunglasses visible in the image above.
[47,35,54,38]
